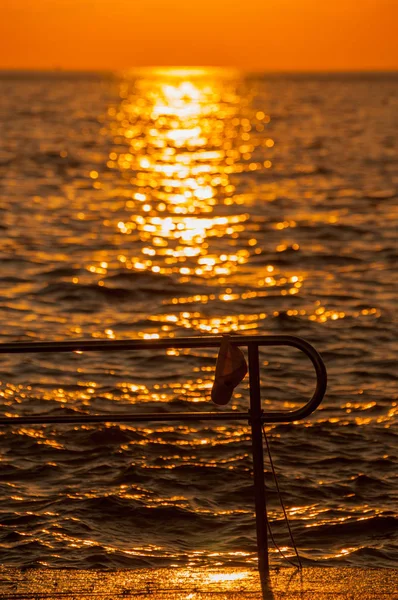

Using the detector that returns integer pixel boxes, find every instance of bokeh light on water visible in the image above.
[0,69,396,567]
[104,73,270,300]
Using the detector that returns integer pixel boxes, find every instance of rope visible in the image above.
[262,424,302,570]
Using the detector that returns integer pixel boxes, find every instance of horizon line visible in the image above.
[0,66,397,77]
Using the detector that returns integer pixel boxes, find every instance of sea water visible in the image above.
[0,70,396,568]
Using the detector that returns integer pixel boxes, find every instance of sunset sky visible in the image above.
[1,0,397,72]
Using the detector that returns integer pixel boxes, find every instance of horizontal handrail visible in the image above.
[0,335,326,425]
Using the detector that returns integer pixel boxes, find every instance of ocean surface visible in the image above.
[0,70,397,570]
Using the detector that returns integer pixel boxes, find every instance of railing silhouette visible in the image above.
[0,335,327,575]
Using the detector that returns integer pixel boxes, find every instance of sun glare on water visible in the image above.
[93,67,305,341]
[105,70,265,287]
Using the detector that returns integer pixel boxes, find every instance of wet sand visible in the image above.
[2,567,397,598]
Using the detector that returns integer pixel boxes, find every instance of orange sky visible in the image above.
[1,0,397,71]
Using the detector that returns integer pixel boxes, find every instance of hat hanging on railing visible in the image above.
[211,336,248,405]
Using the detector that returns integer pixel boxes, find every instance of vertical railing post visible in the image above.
[248,342,269,576]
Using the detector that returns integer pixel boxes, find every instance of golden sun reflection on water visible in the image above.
[105,73,268,283]
[75,69,385,340]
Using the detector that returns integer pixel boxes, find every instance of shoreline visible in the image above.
[2,566,398,599]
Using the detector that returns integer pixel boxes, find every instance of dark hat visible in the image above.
[211,336,248,405]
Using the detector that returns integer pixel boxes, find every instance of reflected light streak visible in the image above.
[105,71,270,283]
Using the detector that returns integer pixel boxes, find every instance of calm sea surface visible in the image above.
[0,70,397,569]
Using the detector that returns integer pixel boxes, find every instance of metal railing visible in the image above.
[0,334,327,575]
